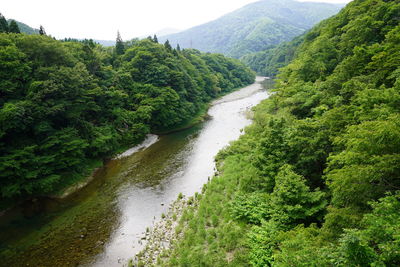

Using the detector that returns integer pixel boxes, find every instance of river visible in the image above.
[0,77,268,267]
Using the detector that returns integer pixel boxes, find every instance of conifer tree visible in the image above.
[153,34,158,43]
[177,44,181,51]
[39,25,46,35]
[0,13,8,33]
[164,40,172,51]
[115,31,125,55]
[8,20,20,33]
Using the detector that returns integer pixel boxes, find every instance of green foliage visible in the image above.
[165,0,400,266]
[9,20,39,35]
[38,25,45,36]
[159,0,342,58]
[8,20,20,33]
[0,33,254,201]
[241,34,304,76]
[327,116,400,210]
[268,165,326,226]
[0,13,8,33]
[115,31,124,55]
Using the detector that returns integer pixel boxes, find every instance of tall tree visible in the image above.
[0,13,8,33]
[164,40,172,51]
[153,34,158,43]
[115,31,125,55]
[8,20,20,33]
[39,25,46,35]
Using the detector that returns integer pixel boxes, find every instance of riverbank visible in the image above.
[130,157,243,266]
[0,77,266,267]
[130,193,201,266]
[130,77,270,266]
[49,81,260,201]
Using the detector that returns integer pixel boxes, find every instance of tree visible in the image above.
[153,34,158,43]
[115,31,124,55]
[39,25,46,35]
[164,40,172,51]
[268,165,326,226]
[0,13,8,33]
[176,44,181,51]
[8,20,20,33]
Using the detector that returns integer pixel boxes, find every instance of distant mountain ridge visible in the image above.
[159,0,343,58]
[6,19,39,35]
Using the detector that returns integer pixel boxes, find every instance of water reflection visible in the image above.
[0,78,267,267]
[92,78,268,266]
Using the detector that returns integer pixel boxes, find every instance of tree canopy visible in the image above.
[162,0,400,266]
[0,33,254,201]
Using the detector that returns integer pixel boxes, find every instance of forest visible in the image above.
[0,28,254,204]
[159,0,400,266]
[240,34,304,77]
[159,0,342,58]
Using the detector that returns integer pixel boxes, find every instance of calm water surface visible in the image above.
[0,77,268,267]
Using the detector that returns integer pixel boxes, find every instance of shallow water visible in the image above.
[0,77,268,267]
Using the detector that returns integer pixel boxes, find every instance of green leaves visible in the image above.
[269,165,326,226]
[327,116,400,209]
[0,33,254,200]
[164,1,400,265]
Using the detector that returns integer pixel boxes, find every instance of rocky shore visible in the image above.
[129,193,200,267]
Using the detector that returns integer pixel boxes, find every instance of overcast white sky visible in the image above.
[1,0,352,40]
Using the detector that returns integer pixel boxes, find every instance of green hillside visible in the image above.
[159,0,342,58]
[8,20,39,34]
[241,34,304,76]
[0,35,254,204]
[157,0,400,266]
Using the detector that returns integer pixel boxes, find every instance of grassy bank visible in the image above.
[133,149,253,266]
[132,80,268,266]
[141,0,400,265]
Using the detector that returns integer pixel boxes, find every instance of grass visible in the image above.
[154,152,255,266]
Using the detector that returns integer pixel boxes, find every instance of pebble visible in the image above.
[133,196,196,266]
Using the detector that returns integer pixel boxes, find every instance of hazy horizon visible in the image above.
[2,0,352,40]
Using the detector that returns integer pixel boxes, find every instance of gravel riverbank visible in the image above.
[130,192,202,267]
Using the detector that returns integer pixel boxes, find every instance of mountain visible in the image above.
[241,33,305,76]
[64,29,183,47]
[5,19,39,34]
[93,39,115,46]
[153,27,181,37]
[159,0,343,58]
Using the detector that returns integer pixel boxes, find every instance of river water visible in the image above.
[0,77,267,267]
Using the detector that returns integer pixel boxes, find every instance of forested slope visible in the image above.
[7,20,39,35]
[240,34,304,77]
[160,0,400,266]
[0,34,254,204]
[159,0,342,58]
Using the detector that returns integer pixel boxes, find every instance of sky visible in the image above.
[1,0,353,40]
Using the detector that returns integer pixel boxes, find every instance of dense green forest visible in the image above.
[7,20,39,35]
[159,0,342,58]
[240,34,304,77]
[158,0,400,266]
[0,13,21,34]
[0,32,254,204]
